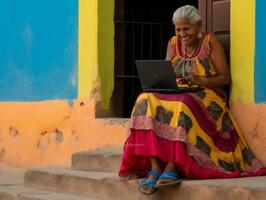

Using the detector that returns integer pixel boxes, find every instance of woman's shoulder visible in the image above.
[169,35,177,46]
[203,33,216,42]
[205,33,225,51]
[197,33,215,57]
[204,33,221,45]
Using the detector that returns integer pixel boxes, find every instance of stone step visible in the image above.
[0,185,97,200]
[72,148,122,172]
[24,166,266,200]
[24,167,146,200]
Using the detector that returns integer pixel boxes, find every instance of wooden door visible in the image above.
[199,0,230,55]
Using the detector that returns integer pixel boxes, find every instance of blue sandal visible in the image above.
[138,170,160,195]
[155,171,182,188]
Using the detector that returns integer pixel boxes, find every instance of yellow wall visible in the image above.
[98,0,115,109]
[78,0,115,110]
[78,0,99,97]
[231,0,254,103]
[230,0,266,165]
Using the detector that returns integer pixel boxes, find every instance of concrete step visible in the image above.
[0,164,97,200]
[24,167,145,200]
[0,185,97,200]
[24,166,266,200]
[72,148,122,172]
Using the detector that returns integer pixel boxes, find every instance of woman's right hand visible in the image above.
[176,78,187,85]
[177,77,194,86]
[177,76,207,86]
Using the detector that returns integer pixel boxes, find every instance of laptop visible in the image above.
[135,60,204,93]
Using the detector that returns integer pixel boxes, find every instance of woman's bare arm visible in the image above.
[206,35,231,86]
[165,39,174,61]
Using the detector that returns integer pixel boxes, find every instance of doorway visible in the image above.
[111,0,230,118]
[112,0,198,118]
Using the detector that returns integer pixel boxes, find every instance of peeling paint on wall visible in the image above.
[0,98,127,167]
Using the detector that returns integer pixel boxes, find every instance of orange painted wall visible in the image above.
[231,102,266,166]
[0,98,127,167]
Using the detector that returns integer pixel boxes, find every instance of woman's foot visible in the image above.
[138,170,161,194]
[138,157,162,194]
[155,162,182,187]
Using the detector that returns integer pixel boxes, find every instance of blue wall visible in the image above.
[255,0,266,103]
[0,0,78,101]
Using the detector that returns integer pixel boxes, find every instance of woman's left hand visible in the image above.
[183,75,206,86]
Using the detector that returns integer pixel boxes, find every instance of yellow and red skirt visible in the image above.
[119,88,266,178]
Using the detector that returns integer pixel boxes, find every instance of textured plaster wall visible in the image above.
[231,102,266,165]
[0,0,78,101]
[2,0,266,168]
[0,0,126,167]
[230,0,266,165]
[0,98,127,167]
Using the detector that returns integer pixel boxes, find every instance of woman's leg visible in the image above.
[139,156,162,194]
[164,162,176,173]
[156,162,179,185]
[151,157,162,172]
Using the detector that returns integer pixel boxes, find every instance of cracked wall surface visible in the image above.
[2,97,265,168]
[0,99,127,167]
[231,101,266,166]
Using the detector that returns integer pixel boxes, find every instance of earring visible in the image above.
[198,31,203,38]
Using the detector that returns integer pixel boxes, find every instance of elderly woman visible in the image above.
[119,5,266,195]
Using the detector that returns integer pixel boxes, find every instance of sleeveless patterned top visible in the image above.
[168,34,217,78]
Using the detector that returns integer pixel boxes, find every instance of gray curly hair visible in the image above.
[172,5,202,25]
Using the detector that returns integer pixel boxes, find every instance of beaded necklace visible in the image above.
[180,38,199,77]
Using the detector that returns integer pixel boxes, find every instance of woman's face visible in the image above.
[174,17,201,46]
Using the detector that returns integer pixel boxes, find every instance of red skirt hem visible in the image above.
[119,129,266,179]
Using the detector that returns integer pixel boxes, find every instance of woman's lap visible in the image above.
[119,90,266,178]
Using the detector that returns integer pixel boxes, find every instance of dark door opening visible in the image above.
[112,0,198,118]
